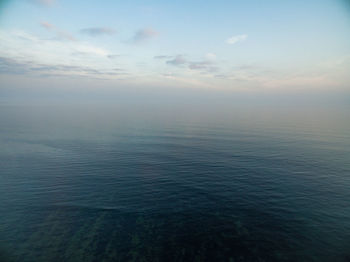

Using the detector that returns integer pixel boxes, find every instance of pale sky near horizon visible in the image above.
[0,0,350,94]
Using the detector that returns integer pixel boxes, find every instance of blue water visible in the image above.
[0,104,349,261]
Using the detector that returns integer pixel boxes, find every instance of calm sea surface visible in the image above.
[0,104,349,261]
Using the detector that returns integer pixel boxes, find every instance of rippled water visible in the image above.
[0,104,349,261]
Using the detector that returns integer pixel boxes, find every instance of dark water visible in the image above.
[0,104,350,262]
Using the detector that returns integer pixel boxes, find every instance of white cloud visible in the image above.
[0,30,111,73]
[40,21,76,41]
[74,45,108,56]
[205,53,217,61]
[226,34,247,45]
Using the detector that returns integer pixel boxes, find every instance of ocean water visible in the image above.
[0,104,349,262]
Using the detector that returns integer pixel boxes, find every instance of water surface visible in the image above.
[0,104,349,261]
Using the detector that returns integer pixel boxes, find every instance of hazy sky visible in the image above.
[0,0,349,94]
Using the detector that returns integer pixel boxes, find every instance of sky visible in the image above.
[0,0,350,102]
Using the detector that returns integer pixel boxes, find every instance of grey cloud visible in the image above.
[72,52,121,59]
[39,73,65,78]
[71,51,90,57]
[214,74,228,79]
[189,61,219,73]
[166,55,187,66]
[0,57,30,74]
[32,64,107,75]
[107,54,121,59]
[233,65,259,70]
[132,28,158,43]
[80,27,115,37]
[188,61,212,70]
[112,68,125,72]
[40,21,76,41]
[0,56,127,78]
[212,64,270,80]
[30,65,63,72]
[154,55,172,59]
[165,55,219,73]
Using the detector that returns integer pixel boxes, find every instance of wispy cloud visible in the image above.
[189,61,218,72]
[0,29,111,70]
[80,27,115,37]
[107,54,121,59]
[132,28,158,43]
[0,57,30,74]
[0,28,133,81]
[154,55,172,59]
[40,21,76,41]
[166,55,187,66]
[165,54,219,73]
[40,21,54,30]
[226,34,247,45]
[205,53,217,61]
[0,56,127,79]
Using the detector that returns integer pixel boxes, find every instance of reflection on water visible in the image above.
[0,105,350,261]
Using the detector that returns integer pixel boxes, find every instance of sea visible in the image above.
[0,104,349,261]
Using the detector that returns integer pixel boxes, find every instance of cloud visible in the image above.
[107,54,121,59]
[0,57,30,74]
[226,34,247,45]
[40,21,54,30]
[74,45,107,56]
[166,55,187,66]
[154,55,172,59]
[189,61,217,71]
[205,53,217,61]
[80,27,115,37]
[132,28,158,43]
[0,56,127,79]
[0,30,114,75]
[0,30,133,81]
[40,21,76,41]
[165,54,219,73]
[188,60,219,73]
